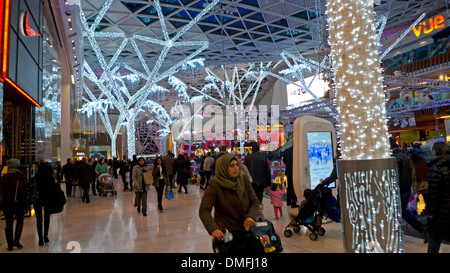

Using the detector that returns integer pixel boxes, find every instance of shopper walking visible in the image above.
[283,146,298,208]
[244,143,272,203]
[199,153,262,253]
[426,142,450,253]
[163,152,176,189]
[133,158,149,216]
[175,154,190,194]
[119,155,131,191]
[203,152,215,188]
[390,138,427,243]
[0,158,27,251]
[75,158,94,204]
[88,158,97,195]
[198,155,206,189]
[33,162,56,246]
[61,158,74,197]
[152,157,170,213]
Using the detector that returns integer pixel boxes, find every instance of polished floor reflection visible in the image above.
[0,178,448,253]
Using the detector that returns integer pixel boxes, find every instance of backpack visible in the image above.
[46,182,66,214]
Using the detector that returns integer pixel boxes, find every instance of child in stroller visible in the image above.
[284,184,333,240]
[98,173,117,197]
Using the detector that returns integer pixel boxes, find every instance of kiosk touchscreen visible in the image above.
[293,116,336,202]
[307,131,335,189]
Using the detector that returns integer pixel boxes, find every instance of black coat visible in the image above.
[392,149,413,194]
[61,163,74,180]
[283,146,293,177]
[426,155,450,239]
[35,172,55,202]
[244,152,271,187]
[75,162,94,187]
[175,158,190,180]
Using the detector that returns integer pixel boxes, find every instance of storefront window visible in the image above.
[35,21,62,163]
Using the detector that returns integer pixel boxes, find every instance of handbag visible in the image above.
[48,183,66,214]
[143,172,153,185]
[165,188,174,200]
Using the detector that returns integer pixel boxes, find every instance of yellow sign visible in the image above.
[412,14,446,38]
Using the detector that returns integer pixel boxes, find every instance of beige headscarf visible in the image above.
[212,153,245,200]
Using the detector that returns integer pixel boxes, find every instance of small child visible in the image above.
[268,183,285,220]
[257,203,265,221]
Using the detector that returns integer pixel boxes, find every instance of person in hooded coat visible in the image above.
[199,153,261,251]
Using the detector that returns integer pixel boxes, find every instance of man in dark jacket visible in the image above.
[426,142,450,253]
[244,143,271,203]
[283,146,298,208]
[119,155,131,191]
[61,158,74,197]
[75,158,94,203]
[390,137,427,242]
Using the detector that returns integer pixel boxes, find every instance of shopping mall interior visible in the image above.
[0,0,450,257]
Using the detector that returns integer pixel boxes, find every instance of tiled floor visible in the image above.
[0,178,448,253]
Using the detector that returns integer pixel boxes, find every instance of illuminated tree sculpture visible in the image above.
[189,62,283,153]
[78,0,219,158]
[326,0,403,252]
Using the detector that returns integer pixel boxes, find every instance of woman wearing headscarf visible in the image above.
[199,153,260,251]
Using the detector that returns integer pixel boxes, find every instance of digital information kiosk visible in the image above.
[292,116,337,201]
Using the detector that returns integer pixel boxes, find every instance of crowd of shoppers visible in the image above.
[1,138,449,253]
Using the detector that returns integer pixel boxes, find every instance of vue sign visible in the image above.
[412,14,445,38]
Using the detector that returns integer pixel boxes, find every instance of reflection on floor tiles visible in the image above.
[1,178,448,253]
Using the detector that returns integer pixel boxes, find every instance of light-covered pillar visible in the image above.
[326,0,403,252]
[60,77,72,163]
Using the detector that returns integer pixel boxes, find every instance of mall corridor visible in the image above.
[0,178,445,253]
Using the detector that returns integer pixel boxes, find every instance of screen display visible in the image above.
[286,73,329,105]
[307,131,335,189]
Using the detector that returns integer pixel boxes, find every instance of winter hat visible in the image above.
[6,158,20,168]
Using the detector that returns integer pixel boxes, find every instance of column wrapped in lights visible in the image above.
[326,0,403,252]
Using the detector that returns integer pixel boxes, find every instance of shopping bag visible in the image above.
[165,188,174,200]
[143,172,153,185]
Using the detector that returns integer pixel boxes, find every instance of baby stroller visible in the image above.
[98,173,117,197]
[284,184,333,241]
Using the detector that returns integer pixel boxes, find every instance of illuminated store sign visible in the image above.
[412,14,445,38]
[20,11,40,37]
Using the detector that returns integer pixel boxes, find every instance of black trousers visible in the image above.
[156,180,165,208]
[82,184,90,203]
[199,171,206,188]
[34,200,50,238]
[121,173,129,190]
[286,174,297,206]
[66,179,73,196]
[168,175,174,188]
[2,202,25,248]
[204,171,212,189]
[251,182,265,203]
[178,177,188,193]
